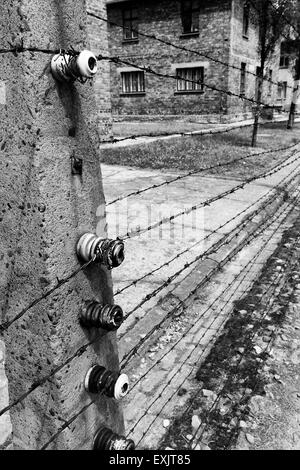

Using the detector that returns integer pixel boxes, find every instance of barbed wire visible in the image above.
[21,185,299,448]
[135,248,288,448]
[120,146,300,240]
[0,168,296,424]
[88,11,293,91]
[114,165,300,298]
[0,177,281,419]
[0,335,99,419]
[107,142,299,207]
[97,53,280,110]
[0,256,97,333]
[120,182,300,369]
[116,165,299,329]
[185,258,294,450]
[131,200,300,447]
[0,144,297,422]
[0,43,59,55]
[122,175,300,396]
[223,261,298,450]
[39,390,106,450]
[190,236,299,449]
[101,121,255,147]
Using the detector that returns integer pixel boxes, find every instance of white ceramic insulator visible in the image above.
[76,50,98,78]
[114,373,129,400]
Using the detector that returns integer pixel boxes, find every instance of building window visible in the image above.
[277,81,287,100]
[268,69,273,95]
[181,0,199,35]
[279,54,290,68]
[242,2,250,38]
[123,7,138,40]
[240,62,246,96]
[176,67,204,92]
[121,71,145,94]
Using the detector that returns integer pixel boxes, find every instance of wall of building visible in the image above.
[228,0,280,119]
[87,0,113,140]
[107,0,233,120]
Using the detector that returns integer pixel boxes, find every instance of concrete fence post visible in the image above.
[0,0,124,450]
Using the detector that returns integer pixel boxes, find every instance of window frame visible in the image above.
[175,66,204,94]
[279,54,290,68]
[180,0,200,37]
[120,70,145,95]
[242,2,250,39]
[277,81,287,100]
[122,6,139,42]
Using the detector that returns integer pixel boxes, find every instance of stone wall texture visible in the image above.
[0,0,123,450]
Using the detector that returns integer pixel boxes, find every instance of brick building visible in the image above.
[87,0,113,139]
[277,39,299,112]
[105,0,280,122]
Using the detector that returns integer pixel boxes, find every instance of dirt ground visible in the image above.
[160,210,300,450]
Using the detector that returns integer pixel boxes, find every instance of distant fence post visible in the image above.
[0,0,124,449]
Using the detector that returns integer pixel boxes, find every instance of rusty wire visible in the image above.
[131,198,300,447]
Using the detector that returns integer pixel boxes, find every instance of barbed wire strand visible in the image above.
[0,256,97,333]
[107,141,298,206]
[123,177,300,395]
[117,167,300,332]
[40,390,106,450]
[114,165,300,298]
[1,167,297,425]
[87,11,293,90]
[0,149,298,424]
[224,259,299,450]
[135,247,287,448]
[120,146,300,240]
[0,178,282,419]
[120,184,300,370]
[100,121,255,145]
[31,188,299,448]
[97,53,280,110]
[190,236,299,449]
[132,202,300,447]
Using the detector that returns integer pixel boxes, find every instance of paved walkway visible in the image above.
[102,146,300,340]
[101,147,300,448]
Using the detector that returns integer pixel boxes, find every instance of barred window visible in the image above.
[176,67,204,92]
[123,7,138,40]
[181,0,199,34]
[121,71,145,94]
